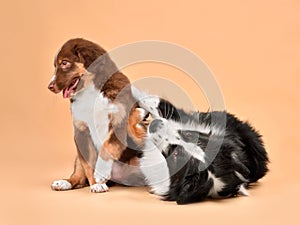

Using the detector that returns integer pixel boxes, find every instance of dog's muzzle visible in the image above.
[48,80,59,93]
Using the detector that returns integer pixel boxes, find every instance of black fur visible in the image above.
[148,99,269,204]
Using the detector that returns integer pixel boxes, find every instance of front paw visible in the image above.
[51,180,72,191]
[90,183,109,193]
[94,170,111,183]
[94,157,113,183]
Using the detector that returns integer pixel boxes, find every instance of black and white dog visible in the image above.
[134,90,269,204]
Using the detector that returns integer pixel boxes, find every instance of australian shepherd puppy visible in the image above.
[48,39,145,192]
[134,91,269,204]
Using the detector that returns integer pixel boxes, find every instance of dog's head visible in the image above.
[138,96,210,164]
[48,38,106,98]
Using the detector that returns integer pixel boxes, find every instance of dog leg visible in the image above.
[92,130,124,192]
[51,156,88,191]
[92,107,146,192]
[68,156,88,188]
[139,140,170,196]
[73,121,98,188]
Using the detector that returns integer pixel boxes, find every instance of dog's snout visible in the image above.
[48,81,59,93]
[48,81,55,91]
[149,119,163,133]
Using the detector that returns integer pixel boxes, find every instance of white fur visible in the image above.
[71,83,113,152]
[139,140,170,195]
[136,108,148,119]
[139,96,160,118]
[132,87,224,136]
[208,171,225,197]
[94,156,113,183]
[51,180,72,191]
[131,87,161,118]
[90,183,109,193]
[131,86,153,103]
[72,83,117,190]
[50,74,56,82]
[238,183,249,196]
[148,118,206,162]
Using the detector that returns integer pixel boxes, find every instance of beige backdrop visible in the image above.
[0,0,299,225]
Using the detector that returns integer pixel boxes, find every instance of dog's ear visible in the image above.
[158,99,182,121]
[74,45,85,64]
[74,44,106,68]
[74,46,93,68]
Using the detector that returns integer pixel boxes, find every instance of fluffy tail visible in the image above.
[229,114,269,182]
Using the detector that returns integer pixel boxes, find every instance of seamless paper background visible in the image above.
[0,1,299,225]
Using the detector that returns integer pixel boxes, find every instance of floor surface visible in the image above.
[0,1,299,225]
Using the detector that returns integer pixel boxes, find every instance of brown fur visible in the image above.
[63,157,87,189]
[49,38,146,191]
[128,108,147,146]
[73,123,97,186]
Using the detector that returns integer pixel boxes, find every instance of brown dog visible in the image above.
[48,38,145,192]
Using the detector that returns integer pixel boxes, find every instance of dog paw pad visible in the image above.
[90,183,109,193]
[51,180,72,191]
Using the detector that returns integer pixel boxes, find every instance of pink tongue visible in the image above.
[63,88,71,98]
[62,79,79,99]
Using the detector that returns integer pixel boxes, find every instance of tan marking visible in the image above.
[99,130,125,161]
[127,108,147,146]
[66,156,88,188]
[77,151,96,186]
[75,62,88,76]
[75,137,98,186]
[75,63,95,92]
[73,122,98,186]
[73,120,88,132]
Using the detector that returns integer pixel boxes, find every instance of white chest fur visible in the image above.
[71,84,115,151]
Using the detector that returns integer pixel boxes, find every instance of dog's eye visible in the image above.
[61,60,70,66]
[62,60,68,65]
[60,60,71,70]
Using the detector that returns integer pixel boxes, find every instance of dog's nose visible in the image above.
[48,81,56,92]
[149,119,163,133]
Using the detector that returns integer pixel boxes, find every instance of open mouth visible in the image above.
[63,77,80,98]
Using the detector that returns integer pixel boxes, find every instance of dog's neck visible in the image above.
[70,72,100,104]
